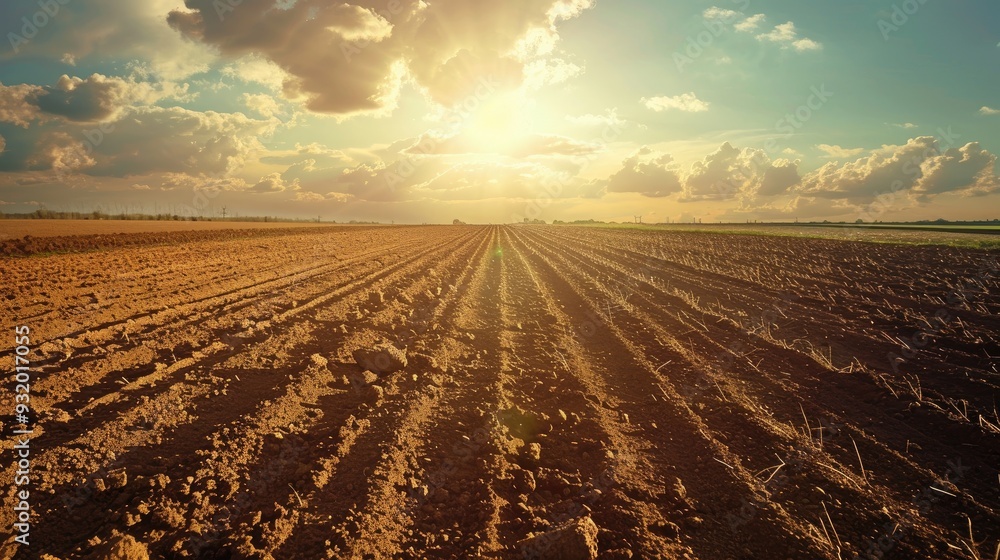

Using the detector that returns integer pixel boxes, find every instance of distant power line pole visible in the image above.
[221,206,228,219]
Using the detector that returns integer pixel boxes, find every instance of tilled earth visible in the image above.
[0,224,998,559]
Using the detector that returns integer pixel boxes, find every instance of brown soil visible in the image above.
[0,219,354,242]
[0,225,997,559]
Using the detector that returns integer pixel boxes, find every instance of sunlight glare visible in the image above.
[460,91,535,155]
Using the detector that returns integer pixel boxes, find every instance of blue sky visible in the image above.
[0,0,997,223]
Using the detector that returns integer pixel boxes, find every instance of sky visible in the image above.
[0,0,998,224]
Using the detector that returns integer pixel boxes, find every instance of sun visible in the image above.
[458,91,535,156]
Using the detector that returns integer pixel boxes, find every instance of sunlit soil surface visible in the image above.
[1,225,997,559]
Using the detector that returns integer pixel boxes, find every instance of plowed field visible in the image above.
[1,225,997,559]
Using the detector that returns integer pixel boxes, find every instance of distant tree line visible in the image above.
[0,208,364,223]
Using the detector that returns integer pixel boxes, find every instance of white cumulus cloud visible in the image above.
[798,137,1000,202]
[642,93,710,113]
[756,22,822,51]
[817,144,866,158]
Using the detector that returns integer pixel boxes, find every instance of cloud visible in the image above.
[242,93,283,119]
[566,109,626,128]
[549,0,595,21]
[249,173,300,194]
[604,147,683,198]
[221,55,290,93]
[0,134,5,154]
[642,93,710,113]
[0,74,189,128]
[756,22,822,51]
[509,135,600,158]
[915,142,1000,197]
[0,1,216,80]
[0,83,45,127]
[261,143,349,169]
[325,4,394,42]
[683,142,800,201]
[28,131,97,174]
[816,144,866,158]
[410,160,584,201]
[13,106,278,178]
[798,137,1000,202]
[96,107,276,177]
[703,7,740,21]
[702,8,819,51]
[522,58,583,90]
[168,0,594,117]
[290,146,591,203]
[35,74,189,123]
[734,14,766,32]
[799,138,932,200]
[592,143,802,203]
[159,173,249,192]
[293,192,326,202]
[326,192,355,203]
[888,122,918,129]
[323,160,428,202]
[979,106,1000,116]
[400,131,599,158]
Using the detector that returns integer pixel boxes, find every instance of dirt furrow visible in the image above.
[270,227,497,559]
[13,231,435,418]
[544,227,1000,410]
[0,231,457,480]
[519,227,1000,532]
[3,224,997,560]
[490,228,689,558]
[517,227,992,558]
[520,228,996,553]
[507,225,832,559]
[1,227,484,556]
[527,227,1000,465]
